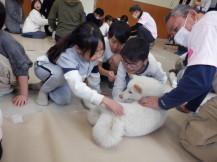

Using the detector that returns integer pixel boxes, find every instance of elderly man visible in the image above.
[139,5,217,113]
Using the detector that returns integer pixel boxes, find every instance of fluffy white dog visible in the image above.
[84,75,167,148]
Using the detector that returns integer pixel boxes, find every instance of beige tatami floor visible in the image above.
[1,33,214,162]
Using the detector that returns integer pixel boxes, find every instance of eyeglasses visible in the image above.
[121,59,140,68]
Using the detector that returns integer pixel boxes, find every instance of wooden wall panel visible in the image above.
[22,0,32,17]
[96,0,171,39]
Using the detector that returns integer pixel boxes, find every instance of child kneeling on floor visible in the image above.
[34,22,124,116]
[0,2,32,107]
[112,37,167,101]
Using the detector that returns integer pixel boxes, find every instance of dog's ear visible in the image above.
[134,84,142,94]
[128,73,134,79]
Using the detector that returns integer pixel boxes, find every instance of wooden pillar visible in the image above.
[22,0,32,17]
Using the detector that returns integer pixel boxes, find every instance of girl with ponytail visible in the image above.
[33,22,123,116]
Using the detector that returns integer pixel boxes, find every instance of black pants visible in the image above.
[44,25,52,36]
[101,61,110,81]
[0,141,3,160]
[137,26,155,44]
[55,34,62,42]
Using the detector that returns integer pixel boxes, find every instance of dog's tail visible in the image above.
[92,113,124,148]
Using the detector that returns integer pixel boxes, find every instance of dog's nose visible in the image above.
[119,94,123,99]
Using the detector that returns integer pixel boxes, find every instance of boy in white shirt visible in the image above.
[112,37,167,101]
[98,21,130,86]
[100,15,113,36]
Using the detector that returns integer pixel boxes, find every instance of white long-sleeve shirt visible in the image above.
[22,9,48,33]
[138,12,158,39]
[56,47,103,106]
[112,53,167,100]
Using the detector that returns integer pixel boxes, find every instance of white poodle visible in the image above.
[84,75,167,148]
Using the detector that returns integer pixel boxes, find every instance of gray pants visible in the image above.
[34,62,71,105]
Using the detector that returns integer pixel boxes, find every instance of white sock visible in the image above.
[36,90,48,106]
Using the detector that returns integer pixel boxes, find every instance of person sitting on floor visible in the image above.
[0,1,32,107]
[33,22,124,116]
[5,0,25,34]
[22,0,48,39]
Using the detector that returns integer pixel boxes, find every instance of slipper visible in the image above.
[176,106,192,113]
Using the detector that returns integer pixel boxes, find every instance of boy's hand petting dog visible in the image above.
[139,96,161,110]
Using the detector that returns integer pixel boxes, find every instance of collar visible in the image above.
[135,61,149,75]
[138,11,143,19]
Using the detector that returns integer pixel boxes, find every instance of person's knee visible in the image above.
[51,70,63,80]
[50,70,65,85]
[109,54,122,72]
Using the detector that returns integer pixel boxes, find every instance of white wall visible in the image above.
[133,0,179,9]
[80,0,95,14]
